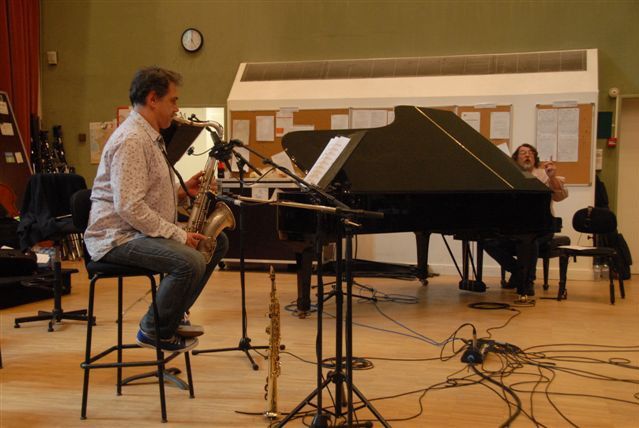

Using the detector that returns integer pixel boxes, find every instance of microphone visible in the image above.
[216,193,242,207]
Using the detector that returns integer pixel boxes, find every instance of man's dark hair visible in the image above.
[129,66,182,106]
[512,143,540,167]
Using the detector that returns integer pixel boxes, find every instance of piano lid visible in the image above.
[281,106,550,194]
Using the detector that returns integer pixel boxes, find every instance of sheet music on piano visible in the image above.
[303,132,363,189]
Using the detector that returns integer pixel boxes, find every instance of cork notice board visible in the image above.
[457,105,512,147]
[229,108,349,169]
[536,104,593,185]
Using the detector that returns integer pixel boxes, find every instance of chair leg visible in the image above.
[81,278,97,419]
[542,256,550,290]
[557,255,568,300]
[149,277,168,423]
[611,256,626,299]
[117,277,124,395]
[184,351,195,398]
[607,256,616,304]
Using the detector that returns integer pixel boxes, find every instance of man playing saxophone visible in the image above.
[85,66,228,352]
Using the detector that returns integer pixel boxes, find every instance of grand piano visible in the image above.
[277,106,559,312]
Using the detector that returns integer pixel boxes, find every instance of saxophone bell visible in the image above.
[197,201,236,263]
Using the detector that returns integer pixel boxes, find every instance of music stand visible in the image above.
[235,136,389,427]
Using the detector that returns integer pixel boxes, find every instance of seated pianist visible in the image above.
[484,143,568,296]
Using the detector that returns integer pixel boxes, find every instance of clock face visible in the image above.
[181,28,203,52]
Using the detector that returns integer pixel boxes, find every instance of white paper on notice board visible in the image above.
[489,112,510,139]
[232,119,250,144]
[461,111,481,132]
[536,109,558,161]
[331,114,349,130]
[557,108,579,162]
[256,116,274,142]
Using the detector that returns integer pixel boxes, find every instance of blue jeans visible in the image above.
[102,232,228,339]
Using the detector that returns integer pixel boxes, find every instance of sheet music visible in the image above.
[304,136,351,187]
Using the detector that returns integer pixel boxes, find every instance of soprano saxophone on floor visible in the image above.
[178,115,236,263]
[264,266,281,419]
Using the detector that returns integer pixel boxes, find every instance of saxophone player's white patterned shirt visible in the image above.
[85,110,186,261]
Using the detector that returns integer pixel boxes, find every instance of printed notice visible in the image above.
[331,114,349,130]
[256,115,275,142]
[14,151,24,163]
[275,116,293,138]
[461,111,481,132]
[304,136,350,187]
[0,122,14,136]
[4,152,16,163]
[557,108,579,162]
[0,101,8,115]
[489,111,510,139]
[351,109,388,129]
[232,119,250,145]
[536,109,558,161]
[89,121,117,164]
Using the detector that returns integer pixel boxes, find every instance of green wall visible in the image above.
[41,0,639,208]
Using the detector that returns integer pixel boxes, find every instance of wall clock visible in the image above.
[181,28,203,53]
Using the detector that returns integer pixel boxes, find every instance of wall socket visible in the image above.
[46,51,58,65]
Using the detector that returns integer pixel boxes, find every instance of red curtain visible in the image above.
[0,0,40,153]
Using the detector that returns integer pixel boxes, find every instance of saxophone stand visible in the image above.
[192,145,269,370]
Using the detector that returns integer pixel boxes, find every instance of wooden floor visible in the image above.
[1,261,637,427]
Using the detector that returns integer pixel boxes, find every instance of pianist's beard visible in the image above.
[519,159,534,172]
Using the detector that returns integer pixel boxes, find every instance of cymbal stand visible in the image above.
[192,142,268,370]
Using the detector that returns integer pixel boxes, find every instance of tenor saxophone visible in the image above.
[264,266,281,419]
[181,117,236,263]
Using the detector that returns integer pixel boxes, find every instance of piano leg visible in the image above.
[295,247,314,316]
[415,231,430,285]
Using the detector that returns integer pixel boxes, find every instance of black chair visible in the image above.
[557,207,625,304]
[500,234,571,290]
[14,173,92,331]
[71,189,194,422]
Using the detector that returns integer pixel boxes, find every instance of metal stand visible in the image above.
[278,218,389,427]
[14,246,93,331]
[192,155,268,370]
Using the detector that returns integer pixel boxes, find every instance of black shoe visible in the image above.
[136,329,199,352]
[503,274,519,289]
[518,283,535,297]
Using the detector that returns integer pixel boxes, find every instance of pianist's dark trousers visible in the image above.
[484,233,553,294]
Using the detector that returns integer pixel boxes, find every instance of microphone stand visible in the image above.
[232,143,388,427]
[192,140,268,370]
